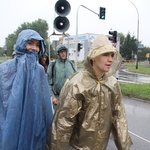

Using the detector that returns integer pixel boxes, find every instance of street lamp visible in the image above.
[75,5,99,70]
[128,0,139,69]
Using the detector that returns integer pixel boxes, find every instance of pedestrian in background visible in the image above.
[47,44,76,112]
[39,53,49,73]
[0,29,53,150]
[50,34,132,150]
[12,51,17,58]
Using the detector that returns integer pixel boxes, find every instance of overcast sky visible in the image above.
[0,0,150,47]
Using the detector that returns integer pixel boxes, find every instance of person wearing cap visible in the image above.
[47,44,76,112]
[0,29,53,150]
[50,35,132,150]
[12,51,17,58]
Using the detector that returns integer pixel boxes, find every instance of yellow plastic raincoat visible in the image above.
[51,35,132,150]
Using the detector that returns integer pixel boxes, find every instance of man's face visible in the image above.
[59,49,67,60]
[92,52,114,75]
[26,39,40,53]
[43,55,47,61]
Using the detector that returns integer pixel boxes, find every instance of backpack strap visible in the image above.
[51,61,56,78]
[51,61,56,86]
[51,60,75,82]
[69,61,76,72]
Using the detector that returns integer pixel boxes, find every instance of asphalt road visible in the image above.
[107,96,150,150]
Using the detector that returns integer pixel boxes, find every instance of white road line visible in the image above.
[129,131,150,144]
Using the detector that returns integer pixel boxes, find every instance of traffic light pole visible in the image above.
[48,0,71,60]
[75,5,99,70]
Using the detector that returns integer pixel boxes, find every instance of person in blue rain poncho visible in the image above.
[0,29,53,150]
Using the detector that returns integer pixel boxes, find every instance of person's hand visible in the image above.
[52,97,58,105]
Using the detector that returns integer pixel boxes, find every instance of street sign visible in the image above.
[138,44,144,49]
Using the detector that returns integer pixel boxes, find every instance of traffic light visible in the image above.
[77,43,83,52]
[54,0,71,33]
[108,31,117,43]
[99,7,106,19]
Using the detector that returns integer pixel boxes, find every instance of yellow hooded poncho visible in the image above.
[51,34,132,150]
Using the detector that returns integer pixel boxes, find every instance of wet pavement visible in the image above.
[107,96,150,150]
[117,66,150,83]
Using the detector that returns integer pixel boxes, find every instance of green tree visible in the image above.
[0,47,5,57]
[30,19,48,40]
[138,46,150,61]
[5,33,17,56]
[50,44,57,59]
[118,32,125,57]
[118,32,150,62]
[118,32,125,45]
[120,33,137,60]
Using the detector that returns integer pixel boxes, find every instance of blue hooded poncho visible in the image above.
[0,29,53,150]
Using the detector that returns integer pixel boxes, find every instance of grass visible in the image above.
[124,62,150,75]
[0,56,11,63]
[77,61,84,68]
[120,83,150,101]
[120,61,150,101]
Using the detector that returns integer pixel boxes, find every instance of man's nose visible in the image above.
[108,56,113,61]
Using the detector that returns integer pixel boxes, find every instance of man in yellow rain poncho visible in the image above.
[50,34,132,150]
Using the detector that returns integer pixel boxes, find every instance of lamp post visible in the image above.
[48,35,51,60]
[75,5,99,70]
[128,0,139,69]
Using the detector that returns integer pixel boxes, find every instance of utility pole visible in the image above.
[128,0,139,69]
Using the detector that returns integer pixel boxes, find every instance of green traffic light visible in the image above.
[101,16,105,19]
[99,7,106,20]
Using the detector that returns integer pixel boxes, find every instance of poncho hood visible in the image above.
[56,44,68,61]
[84,34,122,77]
[15,29,46,58]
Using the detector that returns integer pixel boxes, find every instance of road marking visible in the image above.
[129,131,150,143]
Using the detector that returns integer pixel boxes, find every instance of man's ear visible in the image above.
[92,58,95,62]
[90,59,93,65]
